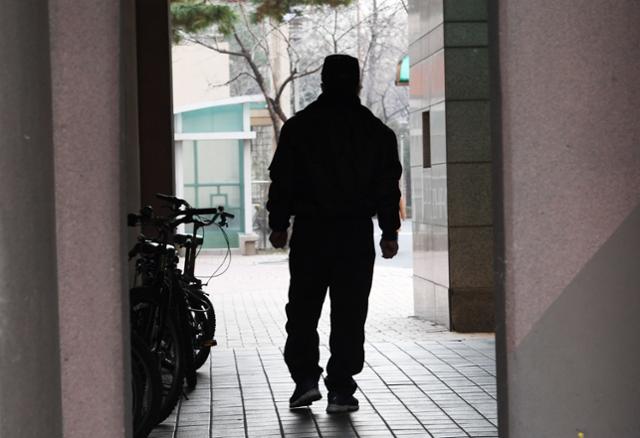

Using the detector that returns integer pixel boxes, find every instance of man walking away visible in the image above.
[267,54,402,413]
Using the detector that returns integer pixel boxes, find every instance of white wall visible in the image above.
[172,42,231,108]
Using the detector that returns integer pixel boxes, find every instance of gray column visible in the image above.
[493,0,640,436]
[0,2,63,437]
[408,0,494,331]
[49,0,131,436]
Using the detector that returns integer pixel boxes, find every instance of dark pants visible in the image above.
[284,216,375,396]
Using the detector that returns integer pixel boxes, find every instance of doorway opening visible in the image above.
[136,1,498,436]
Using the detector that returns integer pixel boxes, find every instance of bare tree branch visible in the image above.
[187,36,248,58]
[275,64,322,103]
[207,71,256,89]
[238,0,270,59]
[176,0,409,140]
[232,31,286,139]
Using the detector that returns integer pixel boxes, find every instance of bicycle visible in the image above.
[131,332,162,438]
[128,194,233,429]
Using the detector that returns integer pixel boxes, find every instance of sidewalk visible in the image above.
[149,252,497,438]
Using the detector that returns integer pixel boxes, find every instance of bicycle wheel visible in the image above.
[189,293,216,370]
[177,294,198,390]
[130,287,185,424]
[131,332,162,438]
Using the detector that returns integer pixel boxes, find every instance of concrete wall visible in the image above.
[49,0,132,436]
[409,0,494,331]
[1,0,134,436]
[409,0,450,327]
[494,0,640,435]
[0,2,63,436]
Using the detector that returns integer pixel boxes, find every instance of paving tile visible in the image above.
[149,254,497,438]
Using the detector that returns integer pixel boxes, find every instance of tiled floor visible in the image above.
[149,253,497,438]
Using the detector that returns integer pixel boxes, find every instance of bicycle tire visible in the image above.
[131,332,162,438]
[190,294,216,370]
[130,287,185,424]
[173,291,198,390]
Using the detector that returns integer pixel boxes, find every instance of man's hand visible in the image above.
[379,239,399,259]
[269,230,288,249]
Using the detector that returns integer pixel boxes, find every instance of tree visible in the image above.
[171,0,408,140]
[288,0,408,123]
[171,0,352,142]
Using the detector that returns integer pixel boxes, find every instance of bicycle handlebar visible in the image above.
[155,193,234,219]
[156,193,189,208]
[128,201,234,230]
[188,207,219,216]
[171,207,234,224]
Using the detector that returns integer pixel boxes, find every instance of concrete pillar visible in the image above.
[123,0,143,273]
[49,0,132,436]
[124,0,142,222]
[408,0,494,331]
[136,0,175,207]
[0,2,63,437]
[492,0,640,435]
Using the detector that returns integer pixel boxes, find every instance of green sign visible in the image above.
[396,55,410,86]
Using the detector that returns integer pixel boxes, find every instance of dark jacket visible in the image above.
[267,93,402,240]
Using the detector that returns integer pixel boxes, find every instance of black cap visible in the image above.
[321,54,360,92]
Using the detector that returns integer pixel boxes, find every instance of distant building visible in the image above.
[174,95,269,252]
[171,41,279,253]
[172,42,231,107]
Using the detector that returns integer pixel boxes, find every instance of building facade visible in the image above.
[409,0,493,331]
[174,96,267,250]
[172,42,231,108]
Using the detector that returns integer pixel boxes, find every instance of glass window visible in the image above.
[182,140,196,184]
[196,140,240,183]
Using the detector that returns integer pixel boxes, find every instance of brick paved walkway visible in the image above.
[149,253,497,438]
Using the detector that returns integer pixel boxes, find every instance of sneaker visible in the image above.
[326,393,359,413]
[289,381,322,408]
